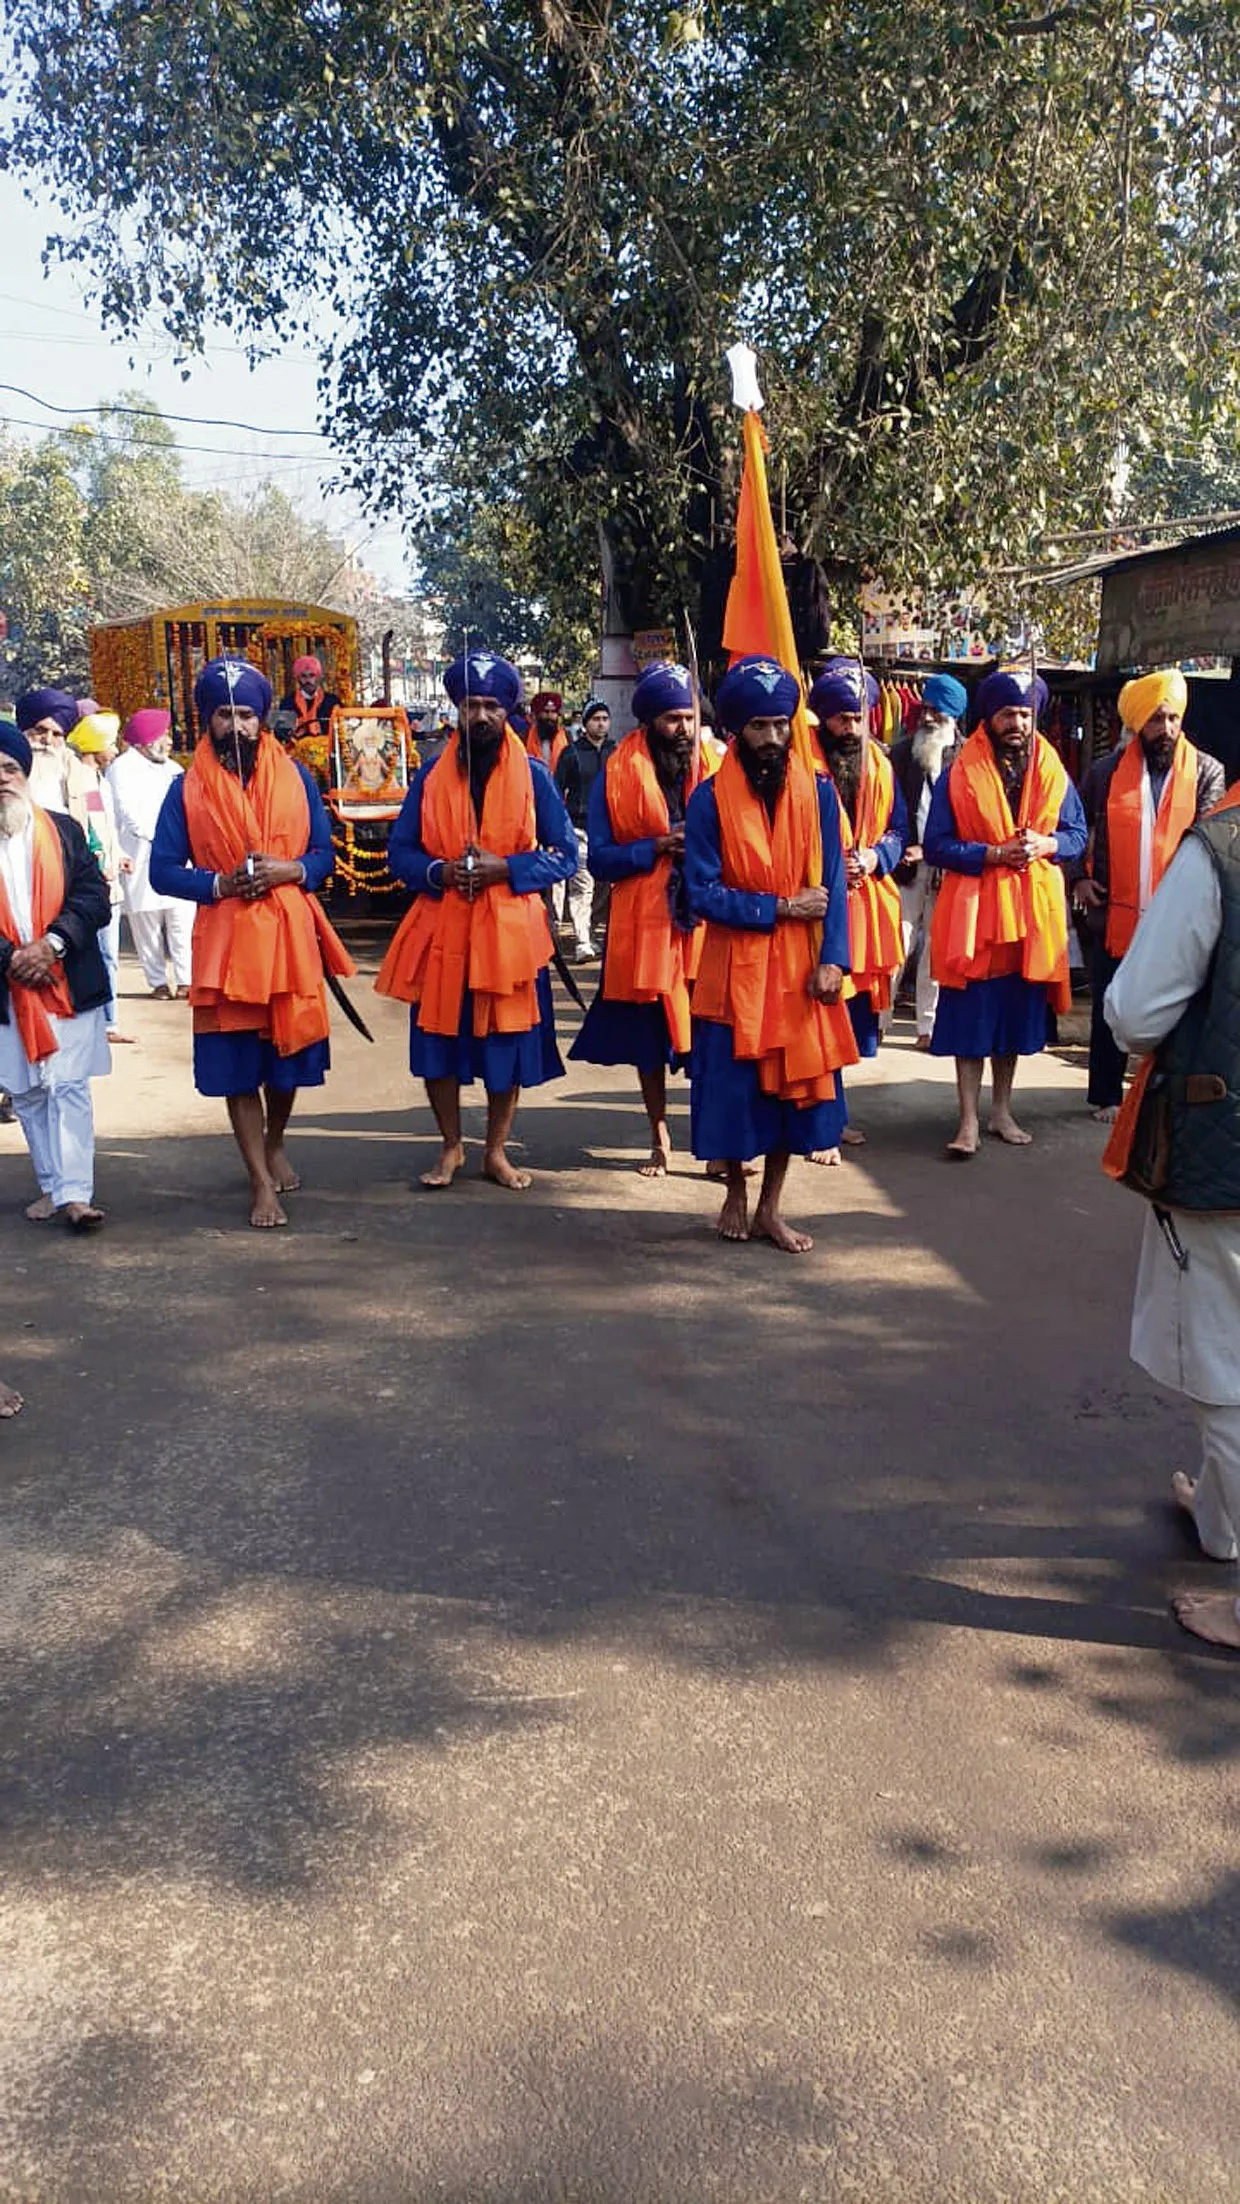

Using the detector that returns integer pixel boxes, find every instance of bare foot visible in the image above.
[706,1159,758,1180]
[63,1202,106,1233]
[914,1033,932,1051]
[420,1141,465,1189]
[482,1150,532,1191]
[265,1146,301,1194]
[716,1184,749,1241]
[751,1203,814,1254]
[0,1380,23,1418]
[1171,1471,1239,1559]
[809,1147,842,1167]
[1091,1105,1119,1124]
[249,1183,288,1229]
[25,1194,56,1222]
[945,1126,980,1160]
[988,1113,1033,1146]
[151,984,171,1000]
[637,1126,672,1178]
[840,1126,867,1147]
[1172,1590,1240,1648]
[107,1029,137,1045]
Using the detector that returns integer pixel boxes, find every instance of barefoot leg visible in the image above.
[750,1148,814,1254]
[716,1159,750,1242]
[840,1126,867,1148]
[263,1085,301,1191]
[1172,1591,1240,1649]
[227,1092,288,1229]
[25,1193,56,1222]
[946,1055,983,1158]
[0,1378,23,1418]
[988,1051,1033,1144]
[482,1086,531,1190]
[637,1067,672,1176]
[422,1077,467,1188]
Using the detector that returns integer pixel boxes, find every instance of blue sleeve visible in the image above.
[684,780,778,931]
[818,777,852,971]
[386,765,436,895]
[298,765,335,892]
[924,766,987,876]
[586,768,660,881]
[1053,780,1088,865]
[508,760,579,894]
[871,776,908,878]
[149,777,217,903]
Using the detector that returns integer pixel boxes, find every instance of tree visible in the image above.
[0,430,90,694]
[7,2,1240,657]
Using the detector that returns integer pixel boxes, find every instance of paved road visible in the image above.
[1,952,1237,2201]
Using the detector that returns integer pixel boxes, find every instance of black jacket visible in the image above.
[556,733,616,829]
[890,733,961,883]
[1073,741,1227,902]
[0,809,111,1026]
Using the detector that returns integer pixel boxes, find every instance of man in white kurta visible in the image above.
[108,709,194,996]
[1105,826,1240,1648]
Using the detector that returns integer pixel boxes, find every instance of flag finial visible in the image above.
[725,343,763,413]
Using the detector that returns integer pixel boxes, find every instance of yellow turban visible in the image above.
[68,710,121,755]
[1118,668,1188,735]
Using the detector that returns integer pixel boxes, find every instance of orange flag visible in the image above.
[722,408,816,775]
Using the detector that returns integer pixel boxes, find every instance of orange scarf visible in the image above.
[1103,737,1200,957]
[692,747,860,1102]
[527,726,568,774]
[826,742,905,1009]
[183,730,354,1055]
[930,731,1072,1012]
[294,688,324,734]
[376,731,551,1036]
[600,730,702,1054]
[0,807,75,1062]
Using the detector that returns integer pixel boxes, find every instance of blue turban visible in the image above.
[0,720,33,775]
[443,649,522,714]
[807,659,878,723]
[921,673,968,721]
[193,657,274,726]
[973,667,1048,725]
[713,655,801,735]
[15,687,79,736]
[631,661,694,724]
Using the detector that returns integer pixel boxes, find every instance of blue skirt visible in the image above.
[848,992,882,1058]
[193,1031,330,1098]
[690,1018,848,1161]
[930,974,1052,1059]
[570,994,686,1074]
[409,966,564,1092]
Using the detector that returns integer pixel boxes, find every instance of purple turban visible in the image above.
[0,720,33,775]
[193,657,274,725]
[807,659,878,723]
[631,661,694,724]
[443,649,522,714]
[713,655,801,735]
[921,673,968,721]
[973,667,1048,725]
[15,687,79,735]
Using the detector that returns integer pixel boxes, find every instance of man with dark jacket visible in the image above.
[1073,669,1224,1119]
[0,719,111,1230]
[556,698,616,959]
[889,674,966,1047]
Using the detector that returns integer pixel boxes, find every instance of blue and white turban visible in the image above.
[713,655,801,735]
[973,667,1048,725]
[443,650,522,715]
[193,657,273,725]
[807,659,878,723]
[632,662,694,724]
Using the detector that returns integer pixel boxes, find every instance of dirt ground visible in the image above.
[1,944,1237,2203]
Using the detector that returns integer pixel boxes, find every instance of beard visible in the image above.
[912,720,955,774]
[738,740,791,812]
[0,790,31,838]
[1143,734,1178,774]
[211,732,261,779]
[648,731,693,785]
[820,734,863,821]
[458,724,504,766]
[987,727,1030,808]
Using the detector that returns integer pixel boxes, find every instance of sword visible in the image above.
[324,963,375,1042]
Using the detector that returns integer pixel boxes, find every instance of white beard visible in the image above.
[0,790,32,838]
[911,723,955,776]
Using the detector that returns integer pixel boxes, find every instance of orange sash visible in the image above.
[182,730,354,1055]
[826,743,905,1009]
[930,731,1072,1012]
[692,747,860,1102]
[0,807,75,1062]
[376,732,551,1037]
[600,730,702,1054]
[527,726,568,774]
[1104,737,1200,957]
[294,688,324,734]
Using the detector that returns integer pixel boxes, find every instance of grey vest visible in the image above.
[1157,809,1240,1212]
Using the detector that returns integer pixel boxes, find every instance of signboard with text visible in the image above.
[1098,535,1240,669]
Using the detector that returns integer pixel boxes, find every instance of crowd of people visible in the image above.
[3,642,1239,1650]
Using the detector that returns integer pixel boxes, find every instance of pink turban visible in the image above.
[121,708,172,748]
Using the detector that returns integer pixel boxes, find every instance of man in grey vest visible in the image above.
[1105,783,1240,1648]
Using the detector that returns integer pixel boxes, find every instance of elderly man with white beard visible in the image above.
[0,719,112,1231]
[889,674,968,1048]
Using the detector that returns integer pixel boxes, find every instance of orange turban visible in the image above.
[1118,668,1188,735]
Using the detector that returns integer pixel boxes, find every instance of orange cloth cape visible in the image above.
[527,726,568,774]
[182,729,354,1055]
[600,730,703,1054]
[1103,737,1200,957]
[931,731,1072,1013]
[0,806,75,1062]
[692,746,860,1103]
[820,741,905,1009]
[376,731,551,1037]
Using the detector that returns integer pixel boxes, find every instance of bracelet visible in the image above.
[429,858,445,892]
[212,872,223,901]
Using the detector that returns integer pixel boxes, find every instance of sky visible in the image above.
[0,172,412,595]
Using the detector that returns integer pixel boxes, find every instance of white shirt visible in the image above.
[108,749,184,913]
[0,811,110,1095]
